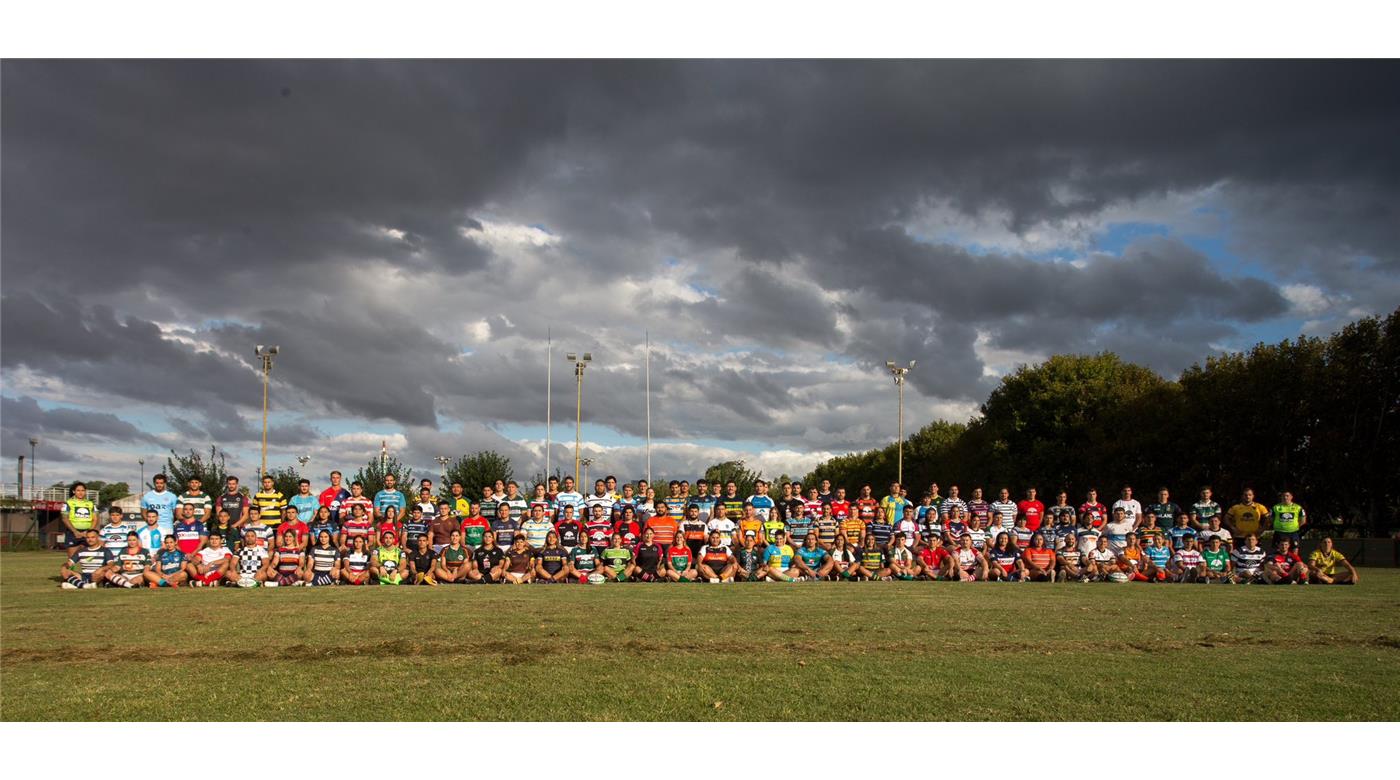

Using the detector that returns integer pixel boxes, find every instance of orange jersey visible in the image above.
[1023,547,1054,570]
[1119,547,1142,571]
[645,516,679,547]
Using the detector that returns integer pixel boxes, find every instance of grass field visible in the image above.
[2,551,1398,720]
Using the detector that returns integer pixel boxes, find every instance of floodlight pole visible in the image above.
[567,352,592,488]
[255,345,280,479]
[886,360,915,486]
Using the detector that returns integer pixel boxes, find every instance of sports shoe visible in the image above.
[82,582,97,589]
[61,582,78,590]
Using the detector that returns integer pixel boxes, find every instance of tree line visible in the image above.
[803,307,1399,535]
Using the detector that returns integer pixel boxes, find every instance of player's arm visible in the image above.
[61,507,79,537]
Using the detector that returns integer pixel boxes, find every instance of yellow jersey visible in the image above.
[1226,502,1270,536]
[1309,549,1346,576]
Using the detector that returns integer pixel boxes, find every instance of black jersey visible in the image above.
[536,545,570,574]
[473,546,504,573]
[310,545,339,573]
[407,549,436,574]
[634,542,664,574]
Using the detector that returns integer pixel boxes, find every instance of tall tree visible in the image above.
[163,446,229,493]
[703,460,763,499]
[352,455,414,503]
[442,451,513,501]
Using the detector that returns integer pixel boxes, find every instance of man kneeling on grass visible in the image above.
[60,529,112,589]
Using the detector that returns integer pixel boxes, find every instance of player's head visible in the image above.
[317,529,333,547]
[143,508,159,526]
[160,534,177,550]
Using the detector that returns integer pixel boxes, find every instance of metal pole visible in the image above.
[645,330,651,486]
[546,328,552,480]
[30,438,38,501]
[897,378,904,486]
[139,459,145,491]
[574,363,583,488]
[260,357,270,478]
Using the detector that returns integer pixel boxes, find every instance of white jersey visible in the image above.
[583,494,615,516]
[989,501,1018,530]
[1076,527,1102,557]
[1112,499,1143,524]
[1089,548,1117,565]
[236,546,269,576]
[198,545,232,567]
[706,517,736,547]
[1199,527,1233,546]
[1102,520,1135,554]
[98,521,139,555]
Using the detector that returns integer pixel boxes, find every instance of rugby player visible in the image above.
[146,533,190,588]
[645,501,680,548]
[435,530,476,583]
[426,502,455,553]
[793,531,831,580]
[663,532,697,582]
[399,506,430,551]
[696,530,736,582]
[534,530,573,583]
[215,476,249,541]
[341,535,373,585]
[552,503,585,550]
[953,535,986,581]
[141,473,180,536]
[319,470,351,523]
[288,479,319,528]
[279,505,311,549]
[965,487,992,528]
[342,503,375,550]
[1264,538,1309,584]
[520,503,554,549]
[1200,536,1233,582]
[1021,532,1056,582]
[1225,488,1270,545]
[308,506,341,551]
[990,488,1017,532]
[1079,488,1106,527]
[253,474,285,531]
[736,505,764,547]
[1271,491,1308,547]
[1165,512,1198,551]
[490,503,521,549]
[136,509,163,555]
[371,531,406,585]
[914,534,953,580]
[1147,488,1181,535]
[1198,515,1233,549]
[866,506,894,550]
[172,504,207,556]
[1169,536,1206,583]
[61,482,97,555]
[105,533,151,588]
[1056,532,1086,582]
[1230,534,1267,584]
[880,482,907,526]
[1085,537,1117,581]
[762,528,798,582]
[854,485,878,526]
[473,531,506,583]
[733,531,765,582]
[60,529,111,589]
[341,481,375,527]
[1308,537,1358,585]
[828,534,858,580]
[373,474,406,519]
[401,534,435,585]
[986,533,1020,582]
[851,532,889,581]
[1102,507,1135,554]
[190,533,232,586]
[678,503,708,559]
[305,530,341,586]
[1112,485,1142,527]
[268,530,306,586]
[1017,487,1045,533]
[828,487,851,523]
[1141,534,1171,582]
[885,533,916,580]
[632,527,666,582]
[229,528,272,587]
[1117,535,1149,582]
[600,532,634,582]
[569,540,601,584]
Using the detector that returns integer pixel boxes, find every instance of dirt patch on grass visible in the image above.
[6,633,1399,667]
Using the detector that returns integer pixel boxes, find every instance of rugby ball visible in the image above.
[1108,571,1130,583]
[587,573,606,585]
[238,577,258,588]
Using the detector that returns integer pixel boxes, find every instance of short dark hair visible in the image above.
[153,473,167,482]
[299,479,310,485]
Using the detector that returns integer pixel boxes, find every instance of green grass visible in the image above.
[3,551,1398,720]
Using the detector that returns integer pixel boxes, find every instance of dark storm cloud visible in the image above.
[3,60,1397,480]
[0,395,156,449]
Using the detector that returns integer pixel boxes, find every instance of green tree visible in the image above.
[442,451,514,501]
[352,455,413,504]
[163,446,230,493]
[703,460,763,499]
[80,480,132,507]
[263,466,303,499]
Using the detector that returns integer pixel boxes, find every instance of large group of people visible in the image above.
[56,471,1359,589]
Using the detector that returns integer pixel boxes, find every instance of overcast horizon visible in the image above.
[3,60,1398,489]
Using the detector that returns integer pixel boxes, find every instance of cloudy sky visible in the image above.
[2,60,1398,489]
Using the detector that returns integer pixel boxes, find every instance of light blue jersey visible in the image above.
[136,524,164,553]
[373,489,406,515]
[746,494,776,521]
[1144,545,1171,568]
[288,494,320,523]
[141,489,179,534]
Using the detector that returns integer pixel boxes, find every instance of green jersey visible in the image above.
[375,545,403,573]
[1147,502,1181,524]
[570,547,598,573]
[1272,503,1305,533]
[1203,548,1229,572]
[601,546,632,573]
[1192,500,1221,523]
